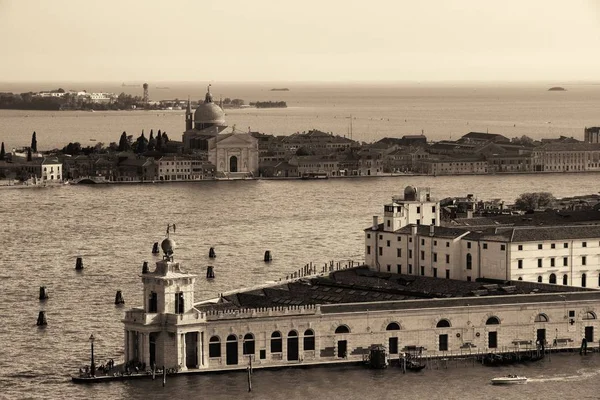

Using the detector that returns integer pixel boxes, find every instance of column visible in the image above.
[142,333,150,367]
[197,331,203,368]
[202,331,209,367]
[180,333,188,371]
[124,329,129,363]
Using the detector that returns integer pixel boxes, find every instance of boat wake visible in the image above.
[528,368,600,383]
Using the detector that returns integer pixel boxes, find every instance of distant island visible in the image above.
[270,88,289,91]
[249,101,287,109]
[548,87,566,91]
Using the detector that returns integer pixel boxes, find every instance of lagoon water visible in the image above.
[3,176,600,399]
[2,82,600,149]
[2,83,600,399]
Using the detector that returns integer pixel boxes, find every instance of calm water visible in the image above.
[2,83,600,150]
[3,176,600,399]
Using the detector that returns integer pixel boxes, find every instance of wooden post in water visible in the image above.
[247,366,252,392]
[162,366,166,387]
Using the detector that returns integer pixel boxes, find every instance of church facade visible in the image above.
[182,85,258,177]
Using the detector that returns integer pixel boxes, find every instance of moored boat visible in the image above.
[491,375,528,385]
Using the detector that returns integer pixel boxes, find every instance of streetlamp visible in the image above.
[89,334,96,377]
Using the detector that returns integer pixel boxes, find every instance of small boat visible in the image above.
[490,375,528,385]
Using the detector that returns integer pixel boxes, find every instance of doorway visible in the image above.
[585,326,594,343]
[337,340,347,358]
[185,332,198,369]
[388,337,398,354]
[439,334,448,351]
[229,156,238,172]
[488,331,497,349]
[226,334,238,365]
[287,331,299,361]
[537,328,546,347]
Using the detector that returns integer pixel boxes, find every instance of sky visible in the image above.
[1,0,600,82]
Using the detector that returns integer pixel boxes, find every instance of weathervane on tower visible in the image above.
[166,223,176,238]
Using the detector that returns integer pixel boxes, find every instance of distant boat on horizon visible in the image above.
[270,88,290,91]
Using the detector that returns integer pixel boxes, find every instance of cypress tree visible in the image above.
[156,132,163,151]
[0,142,5,160]
[31,131,37,152]
[27,147,32,162]
[118,131,129,152]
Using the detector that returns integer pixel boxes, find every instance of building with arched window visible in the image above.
[122,236,600,375]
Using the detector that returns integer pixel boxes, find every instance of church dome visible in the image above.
[194,85,226,125]
[194,102,225,125]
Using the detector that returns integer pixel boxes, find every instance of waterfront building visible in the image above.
[122,236,600,373]
[459,132,510,145]
[532,142,600,172]
[290,155,340,177]
[157,156,215,181]
[365,187,600,288]
[417,157,488,175]
[115,157,156,182]
[584,127,600,144]
[41,157,62,181]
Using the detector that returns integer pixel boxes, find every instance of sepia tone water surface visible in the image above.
[2,176,600,399]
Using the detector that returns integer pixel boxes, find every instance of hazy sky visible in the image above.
[2,0,600,82]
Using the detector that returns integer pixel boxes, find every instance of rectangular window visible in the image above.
[518,245,523,251]
[379,235,383,240]
[397,248,402,257]
[420,251,425,260]
[551,258,555,267]
[446,254,450,263]
[397,236,401,242]
[367,234,371,239]
[433,268,437,278]
[416,219,420,225]
[397,264,401,274]
[379,247,383,256]
[387,220,390,227]
[583,242,587,248]
[446,242,450,247]
[467,242,471,249]
[538,259,542,268]
[467,276,472,282]
[387,240,391,247]
[432,219,436,225]
[445,269,450,279]
[409,250,412,258]
[483,243,488,250]
[551,243,556,249]
[174,292,184,314]
[518,260,523,269]
[563,257,568,266]
[416,206,420,213]
[387,264,391,272]
[501,244,506,251]
[367,246,371,255]
[420,266,425,276]
[564,243,569,248]
[408,264,412,274]
[433,253,438,262]
[434,240,437,246]
[582,256,587,266]
[421,239,425,246]
[569,310,575,318]
[538,244,543,250]
[409,238,412,243]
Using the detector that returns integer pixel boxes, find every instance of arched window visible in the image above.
[243,333,255,355]
[563,274,568,285]
[549,273,557,284]
[436,319,451,328]
[534,313,549,323]
[209,336,221,358]
[486,316,500,325]
[582,273,587,288]
[537,276,543,283]
[386,322,401,331]
[304,329,315,351]
[584,311,597,320]
[227,334,237,342]
[288,330,298,337]
[335,325,350,334]
[466,253,472,270]
[270,331,282,353]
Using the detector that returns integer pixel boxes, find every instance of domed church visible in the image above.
[182,85,258,177]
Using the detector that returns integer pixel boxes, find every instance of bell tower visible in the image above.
[185,96,193,131]
[142,226,196,315]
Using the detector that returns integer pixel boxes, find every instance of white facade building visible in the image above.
[41,157,62,181]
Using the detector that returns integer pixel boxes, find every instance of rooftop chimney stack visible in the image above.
[372,216,378,230]
[429,224,435,237]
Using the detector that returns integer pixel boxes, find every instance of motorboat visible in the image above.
[491,375,528,385]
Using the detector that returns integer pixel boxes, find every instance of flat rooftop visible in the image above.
[195,266,595,313]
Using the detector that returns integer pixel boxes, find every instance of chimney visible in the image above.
[429,224,435,237]
[411,224,417,236]
[372,216,378,230]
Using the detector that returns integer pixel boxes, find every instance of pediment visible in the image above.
[216,133,257,146]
